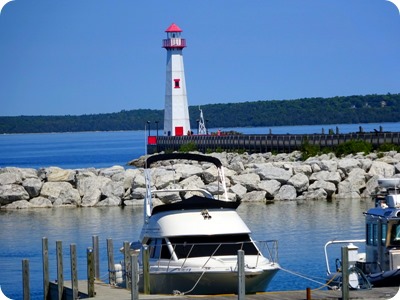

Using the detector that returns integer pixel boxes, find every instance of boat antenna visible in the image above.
[198,106,207,135]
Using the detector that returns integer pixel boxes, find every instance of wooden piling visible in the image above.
[107,238,116,285]
[70,244,78,300]
[341,246,349,300]
[22,259,30,300]
[237,250,245,300]
[306,287,311,300]
[123,241,131,290]
[42,237,49,300]
[92,235,100,280]
[56,241,64,300]
[142,246,150,294]
[87,247,95,297]
[131,254,139,300]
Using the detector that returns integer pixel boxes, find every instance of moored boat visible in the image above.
[133,153,280,294]
[324,178,400,290]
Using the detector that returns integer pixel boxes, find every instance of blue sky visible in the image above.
[0,0,399,116]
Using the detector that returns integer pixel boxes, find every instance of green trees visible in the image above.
[0,93,399,134]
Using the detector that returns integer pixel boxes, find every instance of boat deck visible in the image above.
[52,280,399,300]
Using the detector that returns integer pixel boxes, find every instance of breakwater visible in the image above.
[1,150,399,209]
[148,131,400,154]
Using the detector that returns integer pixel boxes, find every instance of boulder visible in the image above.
[255,165,292,183]
[96,195,121,206]
[308,180,336,197]
[229,184,247,200]
[0,184,30,204]
[99,165,125,178]
[302,188,328,200]
[174,163,203,179]
[131,187,146,199]
[368,161,395,178]
[0,172,23,185]
[30,196,53,208]
[101,181,125,199]
[258,180,281,199]
[318,160,338,172]
[231,173,260,191]
[47,167,76,183]
[81,189,102,207]
[338,158,361,175]
[292,163,313,176]
[287,173,309,193]
[275,185,297,200]
[41,182,80,204]
[241,191,266,202]
[4,200,32,209]
[309,171,341,185]
[22,178,43,198]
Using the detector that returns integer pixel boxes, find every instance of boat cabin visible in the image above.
[361,190,400,274]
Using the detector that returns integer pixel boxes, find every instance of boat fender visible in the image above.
[114,263,123,284]
[349,271,359,289]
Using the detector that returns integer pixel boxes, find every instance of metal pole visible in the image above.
[237,250,245,300]
[147,121,151,137]
[341,246,349,300]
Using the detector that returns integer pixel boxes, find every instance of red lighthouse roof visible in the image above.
[165,23,182,32]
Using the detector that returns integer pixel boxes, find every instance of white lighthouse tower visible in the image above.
[162,23,191,136]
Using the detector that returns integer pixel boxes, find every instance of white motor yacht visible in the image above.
[134,153,280,295]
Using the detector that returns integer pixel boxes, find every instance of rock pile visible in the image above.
[1,151,400,209]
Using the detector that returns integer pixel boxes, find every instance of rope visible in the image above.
[278,266,340,290]
[172,269,207,295]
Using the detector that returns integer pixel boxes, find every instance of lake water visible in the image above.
[0,122,396,299]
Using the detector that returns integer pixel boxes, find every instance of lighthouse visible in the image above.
[162,23,191,136]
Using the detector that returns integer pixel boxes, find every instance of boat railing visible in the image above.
[153,240,278,271]
[324,239,366,275]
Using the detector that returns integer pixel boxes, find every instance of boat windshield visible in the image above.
[389,222,400,246]
[166,234,259,259]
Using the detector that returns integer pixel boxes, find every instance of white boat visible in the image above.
[324,178,400,289]
[133,153,280,295]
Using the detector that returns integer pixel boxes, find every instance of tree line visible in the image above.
[1,93,399,134]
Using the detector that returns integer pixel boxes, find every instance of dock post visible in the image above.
[341,246,349,300]
[87,247,95,297]
[56,240,64,300]
[131,254,139,300]
[70,244,78,300]
[306,287,311,300]
[92,235,100,280]
[107,238,116,285]
[22,259,30,300]
[123,241,131,290]
[142,245,150,294]
[237,250,245,300]
[42,237,49,300]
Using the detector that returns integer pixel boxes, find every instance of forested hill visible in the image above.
[1,93,399,134]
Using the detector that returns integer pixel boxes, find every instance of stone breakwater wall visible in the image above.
[1,151,400,209]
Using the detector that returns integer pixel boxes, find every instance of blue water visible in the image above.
[0,123,395,299]
[0,122,399,169]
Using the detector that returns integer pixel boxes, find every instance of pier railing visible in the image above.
[148,132,400,154]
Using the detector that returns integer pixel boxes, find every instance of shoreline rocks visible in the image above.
[1,151,400,209]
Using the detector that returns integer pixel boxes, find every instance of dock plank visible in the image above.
[59,280,399,300]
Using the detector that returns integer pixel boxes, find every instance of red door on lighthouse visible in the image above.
[175,127,184,136]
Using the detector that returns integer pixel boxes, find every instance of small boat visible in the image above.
[132,152,280,295]
[324,178,400,289]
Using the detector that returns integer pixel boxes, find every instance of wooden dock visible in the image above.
[53,280,400,300]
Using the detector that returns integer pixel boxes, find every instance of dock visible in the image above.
[147,131,400,154]
[51,280,399,300]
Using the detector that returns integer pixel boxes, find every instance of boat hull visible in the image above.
[367,269,400,287]
[138,268,279,294]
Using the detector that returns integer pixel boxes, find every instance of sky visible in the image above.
[0,0,399,116]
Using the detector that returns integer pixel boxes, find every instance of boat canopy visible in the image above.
[145,153,223,168]
[152,195,240,215]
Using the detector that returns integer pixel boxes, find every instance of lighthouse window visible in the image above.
[174,79,180,88]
